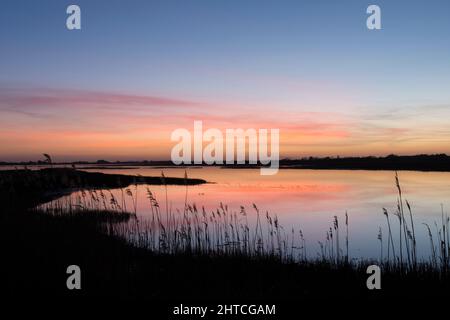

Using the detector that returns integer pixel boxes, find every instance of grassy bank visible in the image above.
[0,168,206,208]
[4,206,448,300]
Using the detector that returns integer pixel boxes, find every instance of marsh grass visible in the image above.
[2,167,449,299]
[377,172,450,275]
[34,170,450,278]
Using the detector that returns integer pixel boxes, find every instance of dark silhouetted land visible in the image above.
[0,168,206,208]
[1,167,449,307]
[280,154,450,171]
[2,154,450,172]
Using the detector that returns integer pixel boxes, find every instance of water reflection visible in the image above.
[46,167,450,259]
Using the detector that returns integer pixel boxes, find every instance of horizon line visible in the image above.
[1,153,449,165]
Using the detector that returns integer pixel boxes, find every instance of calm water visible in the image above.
[17,165,449,260]
[74,167,448,260]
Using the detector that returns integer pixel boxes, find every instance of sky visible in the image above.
[1,0,450,162]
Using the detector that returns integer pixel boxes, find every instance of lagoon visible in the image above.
[56,166,449,260]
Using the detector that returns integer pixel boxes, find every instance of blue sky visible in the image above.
[1,0,450,160]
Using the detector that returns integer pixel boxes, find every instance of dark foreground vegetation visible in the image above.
[1,168,449,304]
[0,168,206,208]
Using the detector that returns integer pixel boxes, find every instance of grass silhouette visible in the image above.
[1,168,449,299]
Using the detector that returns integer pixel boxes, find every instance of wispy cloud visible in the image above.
[0,87,204,115]
[1,86,450,161]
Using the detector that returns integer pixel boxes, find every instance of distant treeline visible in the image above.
[2,154,450,171]
[280,154,450,171]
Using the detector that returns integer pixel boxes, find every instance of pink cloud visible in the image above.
[0,87,204,115]
[2,86,449,161]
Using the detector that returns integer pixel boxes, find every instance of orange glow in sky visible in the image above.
[1,88,450,162]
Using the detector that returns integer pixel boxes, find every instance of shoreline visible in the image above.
[1,167,449,300]
[0,168,207,209]
[3,154,450,173]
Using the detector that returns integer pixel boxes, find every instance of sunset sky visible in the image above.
[1,0,450,162]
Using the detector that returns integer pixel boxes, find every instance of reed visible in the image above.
[345,211,349,264]
[378,227,383,262]
[31,171,450,275]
